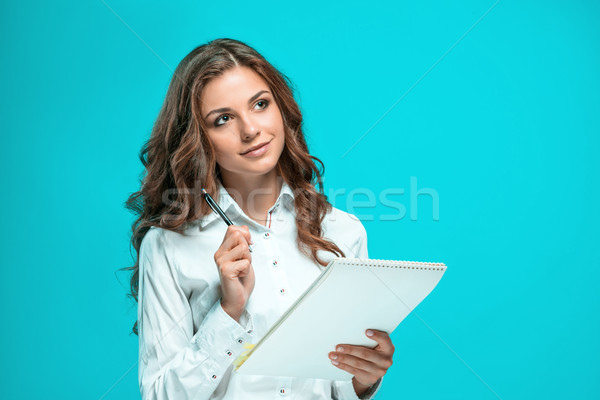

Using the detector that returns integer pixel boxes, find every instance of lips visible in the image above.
[241,140,271,155]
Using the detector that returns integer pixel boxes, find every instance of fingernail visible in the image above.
[367,330,374,337]
[337,346,344,352]
[331,360,339,365]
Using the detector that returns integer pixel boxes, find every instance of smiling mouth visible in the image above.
[241,140,271,155]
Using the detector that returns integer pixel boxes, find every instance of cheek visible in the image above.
[265,104,284,128]
[207,135,234,158]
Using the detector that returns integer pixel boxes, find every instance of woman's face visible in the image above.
[200,66,286,182]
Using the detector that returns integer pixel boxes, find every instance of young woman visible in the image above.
[125,38,395,400]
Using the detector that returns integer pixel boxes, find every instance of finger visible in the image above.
[236,225,253,245]
[328,353,382,385]
[222,227,251,251]
[330,352,386,376]
[363,329,395,355]
[223,258,252,279]
[225,242,252,263]
[229,258,252,279]
[329,345,391,370]
[215,231,251,274]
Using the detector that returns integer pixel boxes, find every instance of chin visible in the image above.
[225,160,278,177]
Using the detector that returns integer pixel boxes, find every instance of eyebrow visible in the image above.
[204,90,271,120]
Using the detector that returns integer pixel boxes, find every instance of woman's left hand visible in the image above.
[328,329,394,390]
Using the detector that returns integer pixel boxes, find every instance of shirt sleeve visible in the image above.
[331,219,386,399]
[353,220,369,259]
[138,228,255,400]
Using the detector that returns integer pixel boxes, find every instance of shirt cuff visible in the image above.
[359,376,383,399]
[332,376,384,400]
[192,300,255,369]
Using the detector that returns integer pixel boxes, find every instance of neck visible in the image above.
[219,169,284,225]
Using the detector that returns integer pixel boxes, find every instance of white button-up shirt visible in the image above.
[138,179,384,399]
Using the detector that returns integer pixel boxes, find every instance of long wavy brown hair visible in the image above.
[122,38,346,335]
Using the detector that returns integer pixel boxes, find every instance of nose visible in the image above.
[239,114,260,141]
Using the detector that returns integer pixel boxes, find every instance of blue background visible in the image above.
[1,0,598,398]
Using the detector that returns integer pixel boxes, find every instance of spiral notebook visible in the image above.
[233,257,447,380]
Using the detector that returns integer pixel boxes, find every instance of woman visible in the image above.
[124,38,394,399]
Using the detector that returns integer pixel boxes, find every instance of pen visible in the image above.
[201,188,253,253]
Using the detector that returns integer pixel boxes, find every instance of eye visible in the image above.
[255,99,269,110]
[214,115,231,128]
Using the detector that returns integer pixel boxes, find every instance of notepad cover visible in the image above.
[234,257,447,380]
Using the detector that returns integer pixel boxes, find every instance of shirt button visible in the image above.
[237,338,244,344]
[247,329,253,334]
[225,349,233,357]
[279,387,287,396]
[272,260,278,267]
[211,374,218,380]
[280,288,286,295]
[263,232,271,239]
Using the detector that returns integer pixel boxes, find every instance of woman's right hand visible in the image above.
[213,224,255,322]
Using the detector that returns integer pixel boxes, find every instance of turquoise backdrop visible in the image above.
[1,0,598,398]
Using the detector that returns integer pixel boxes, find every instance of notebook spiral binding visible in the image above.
[338,257,446,271]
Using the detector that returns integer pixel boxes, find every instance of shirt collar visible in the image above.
[196,177,295,229]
